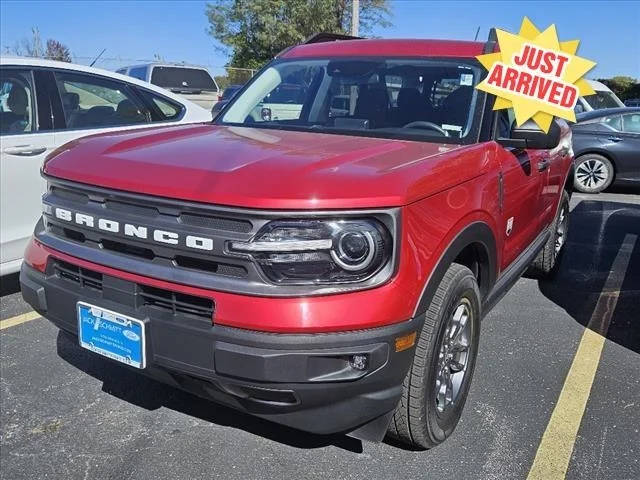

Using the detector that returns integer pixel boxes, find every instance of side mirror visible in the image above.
[498,120,561,150]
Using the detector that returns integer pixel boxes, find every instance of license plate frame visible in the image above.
[77,302,146,369]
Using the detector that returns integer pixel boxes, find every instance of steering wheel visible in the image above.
[402,121,449,137]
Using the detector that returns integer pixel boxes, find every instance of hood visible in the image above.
[44,124,492,209]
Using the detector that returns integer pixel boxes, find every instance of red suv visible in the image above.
[21,33,573,449]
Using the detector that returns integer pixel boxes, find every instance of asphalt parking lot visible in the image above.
[1,192,638,480]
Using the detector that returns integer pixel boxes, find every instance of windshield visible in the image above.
[150,66,217,91]
[585,91,622,110]
[218,58,482,143]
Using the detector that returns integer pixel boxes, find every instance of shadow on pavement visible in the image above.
[55,330,364,453]
[539,198,640,354]
[0,272,21,296]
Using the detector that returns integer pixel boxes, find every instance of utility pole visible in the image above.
[351,0,359,36]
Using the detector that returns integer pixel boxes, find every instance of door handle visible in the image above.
[2,145,47,156]
[607,136,622,142]
[537,158,551,172]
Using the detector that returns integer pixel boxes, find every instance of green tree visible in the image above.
[45,39,72,62]
[205,0,391,70]
[597,76,638,101]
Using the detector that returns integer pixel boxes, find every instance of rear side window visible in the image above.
[54,71,150,129]
[622,113,640,133]
[150,66,217,91]
[129,66,148,81]
[0,68,35,135]
[137,89,184,122]
[602,115,622,131]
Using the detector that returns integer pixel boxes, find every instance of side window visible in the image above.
[115,68,127,75]
[129,67,148,81]
[622,113,640,134]
[0,69,35,135]
[602,115,622,131]
[54,71,149,129]
[137,89,184,122]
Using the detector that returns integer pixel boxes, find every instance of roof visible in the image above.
[281,38,487,59]
[0,56,211,120]
[577,107,640,122]
[119,62,211,70]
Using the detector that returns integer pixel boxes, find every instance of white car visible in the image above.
[0,57,212,276]
[116,63,220,110]
[575,79,626,113]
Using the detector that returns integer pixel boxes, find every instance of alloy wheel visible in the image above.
[555,205,567,255]
[576,159,608,190]
[435,298,473,413]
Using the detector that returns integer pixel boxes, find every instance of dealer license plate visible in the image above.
[77,302,146,369]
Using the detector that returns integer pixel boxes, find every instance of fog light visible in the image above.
[349,354,368,371]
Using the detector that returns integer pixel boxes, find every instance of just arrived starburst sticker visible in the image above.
[475,17,597,132]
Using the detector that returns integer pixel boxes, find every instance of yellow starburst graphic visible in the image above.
[476,17,597,132]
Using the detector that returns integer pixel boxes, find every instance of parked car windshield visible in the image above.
[218,58,482,143]
[585,91,622,110]
[151,66,217,91]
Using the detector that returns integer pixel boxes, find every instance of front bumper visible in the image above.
[21,261,420,439]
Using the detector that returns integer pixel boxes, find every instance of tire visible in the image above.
[527,190,570,278]
[388,263,481,449]
[574,154,614,193]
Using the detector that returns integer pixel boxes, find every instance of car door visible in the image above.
[49,69,188,149]
[613,112,640,183]
[0,67,57,274]
[495,111,545,269]
[540,121,571,229]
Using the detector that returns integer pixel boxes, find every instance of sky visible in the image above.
[1,0,639,79]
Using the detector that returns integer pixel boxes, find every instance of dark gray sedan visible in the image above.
[571,107,640,192]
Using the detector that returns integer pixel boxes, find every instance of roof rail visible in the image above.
[483,28,498,54]
[303,32,363,44]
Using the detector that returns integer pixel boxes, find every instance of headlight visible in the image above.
[229,219,392,285]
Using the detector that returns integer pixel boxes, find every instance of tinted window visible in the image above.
[0,69,35,135]
[622,113,640,133]
[602,115,622,131]
[220,58,481,143]
[585,91,621,109]
[137,89,183,122]
[129,67,147,81]
[54,71,149,129]
[221,85,242,100]
[150,67,216,91]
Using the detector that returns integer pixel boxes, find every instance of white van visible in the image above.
[117,63,220,110]
[575,79,625,113]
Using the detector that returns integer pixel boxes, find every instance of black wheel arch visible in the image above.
[413,222,498,318]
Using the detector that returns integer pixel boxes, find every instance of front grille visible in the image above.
[43,180,257,280]
[54,260,103,291]
[52,259,214,321]
[139,285,214,319]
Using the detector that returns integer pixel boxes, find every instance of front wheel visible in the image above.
[388,263,481,449]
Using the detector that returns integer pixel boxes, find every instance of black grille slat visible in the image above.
[105,200,159,217]
[51,187,89,204]
[139,285,214,319]
[54,260,103,291]
[179,213,252,233]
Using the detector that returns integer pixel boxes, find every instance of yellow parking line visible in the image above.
[0,311,42,330]
[527,234,637,480]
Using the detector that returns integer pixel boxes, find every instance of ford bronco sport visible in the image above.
[21,33,573,449]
